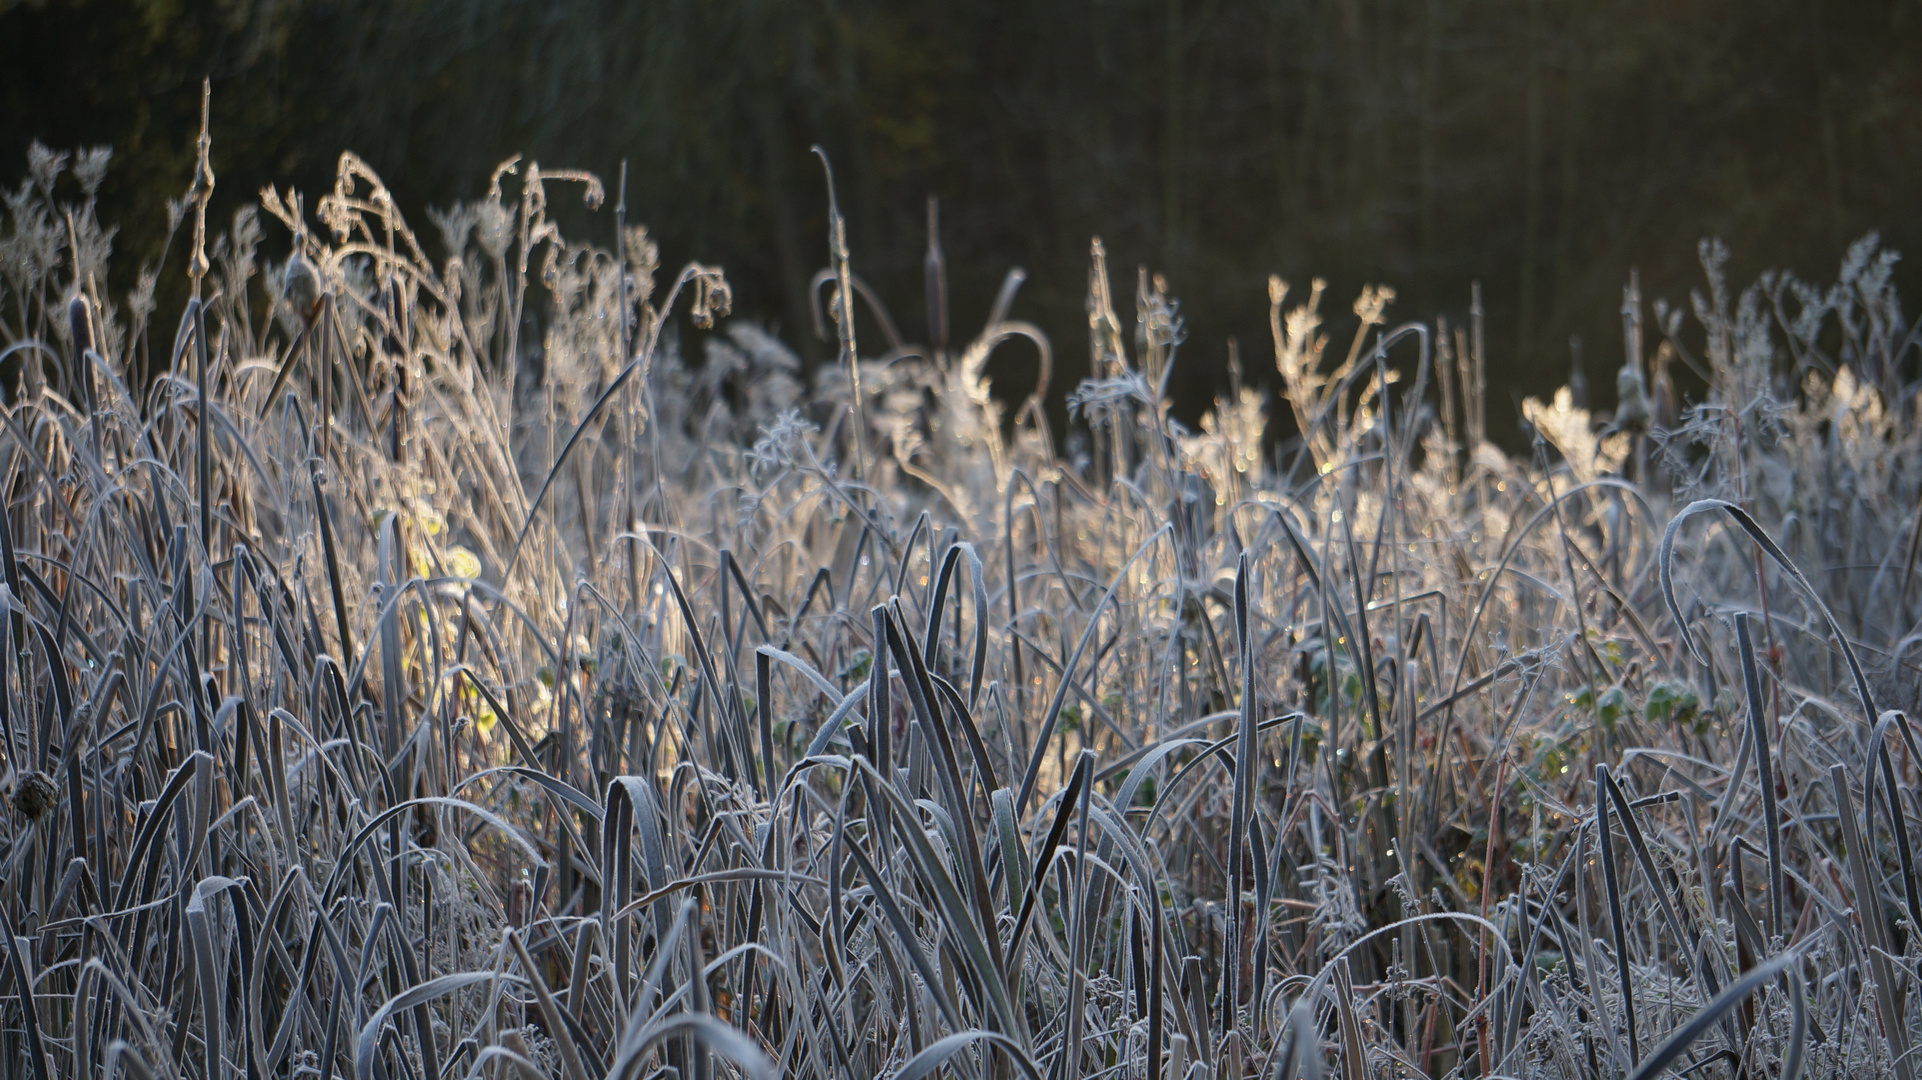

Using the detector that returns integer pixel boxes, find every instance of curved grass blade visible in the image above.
[897,1030,1043,1080]
[1013,525,1170,814]
[1660,499,1877,719]
[1734,613,1787,939]
[505,929,592,1080]
[354,972,499,1080]
[607,1012,777,1080]
[5,928,51,1080]
[1596,764,1640,1063]
[1623,951,1799,1080]
[1831,763,1915,1080]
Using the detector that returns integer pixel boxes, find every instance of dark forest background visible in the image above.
[3,0,1919,438]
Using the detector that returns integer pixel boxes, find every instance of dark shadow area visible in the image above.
[4,0,1918,442]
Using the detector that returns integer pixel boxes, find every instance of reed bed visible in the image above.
[0,118,1919,1080]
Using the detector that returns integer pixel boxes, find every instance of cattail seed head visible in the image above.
[69,295,100,414]
[68,294,97,359]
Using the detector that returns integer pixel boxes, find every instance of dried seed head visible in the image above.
[283,252,321,320]
[68,294,97,358]
[1616,363,1651,430]
[13,771,58,821]
[69,295,100,412]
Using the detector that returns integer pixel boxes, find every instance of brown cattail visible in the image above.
[68,294,96,359]
[69,294,100,426]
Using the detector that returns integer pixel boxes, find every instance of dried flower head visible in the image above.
[13,771,58,821]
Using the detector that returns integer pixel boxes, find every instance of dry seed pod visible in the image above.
[13,770,58,821]
[282,251,322,321]
[1615,362,1651,430]
[68,294,97,357]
